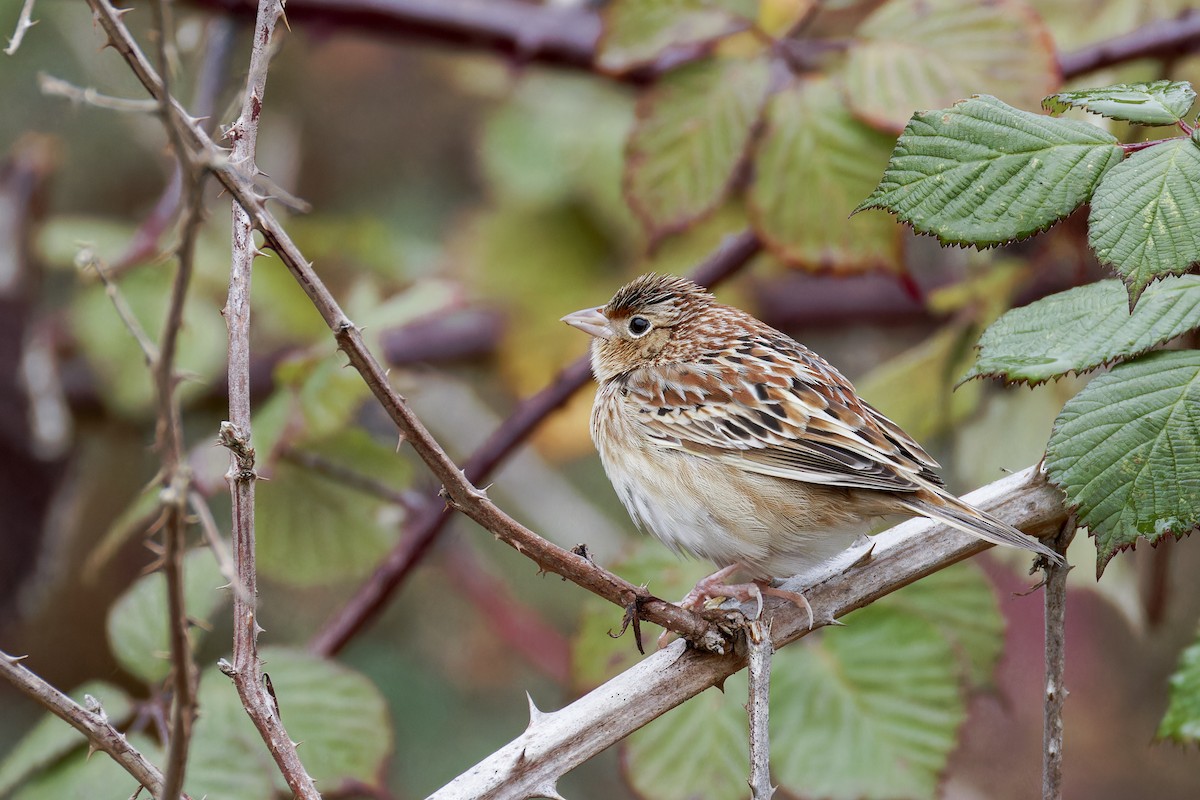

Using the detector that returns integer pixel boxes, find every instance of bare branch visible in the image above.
[1043,517,1076,800]
[310,230,760,656]
[4,0,38,56]
[0,649,168,796]
[1059,10,1200,78]
[209,0,322,795]
[431,466,1068,799]
[78,249,159,365]
[38,72,160,112]
[141,0,214,792]
[746,619,774,800]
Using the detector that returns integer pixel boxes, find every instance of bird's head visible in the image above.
[561,273,715,383]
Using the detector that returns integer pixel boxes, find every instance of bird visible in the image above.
[562,273,1065,621]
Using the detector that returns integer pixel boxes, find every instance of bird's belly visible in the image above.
[596,426,866,579]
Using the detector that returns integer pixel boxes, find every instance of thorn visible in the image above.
[3,652,28,664]
[525,692,550,730]
[825,617,846,627]
[851,541,875,567]
[528,783,566,800]
[217,658,236,677]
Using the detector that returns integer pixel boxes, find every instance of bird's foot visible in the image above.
[658,568,815,648]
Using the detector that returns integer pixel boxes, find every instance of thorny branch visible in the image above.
[4,0,37,56]
[148,0,206,793]
[431,466,1069,799]
[207,0,323,796]
[0,649,170,796]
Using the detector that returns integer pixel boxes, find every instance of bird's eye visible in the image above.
[628,316,652,337]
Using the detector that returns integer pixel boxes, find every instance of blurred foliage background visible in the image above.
[1,0,1200,797]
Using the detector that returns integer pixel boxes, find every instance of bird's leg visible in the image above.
[658,567,816,649]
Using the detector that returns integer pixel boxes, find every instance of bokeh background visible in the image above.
[1,0,1199,797]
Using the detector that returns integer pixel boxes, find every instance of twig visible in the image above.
[0,649,169,796]
[1043,517,1076,800]
[78,250,159,365]
[4,0,37,55]
[280,446,423,509]
[188,0,603,73]
[309,229,761,657]
[37,73,159,112]
[431,466,1069,798]
[187,489,251,604]
[211,0,321,796]
[1059,10,1200,78]
[746,619,774,800]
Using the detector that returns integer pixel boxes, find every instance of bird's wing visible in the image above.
[620,332,943,494]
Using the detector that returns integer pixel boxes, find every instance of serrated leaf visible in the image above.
[876,562,1003,689]
[749,77,903,271]
[106,547,227,684]
[256,459,401,586]
[10,734,159,800]
[188,648,392,798]
[0,682,132,796]
[623,673,749,800]
[1045,350,1200,576]
[842,0,1059,133]
[1159,633,1200,743]
[1044,80,1196,126]
[1088,138,1200,306]
[598,0,758,73]
[859,95,1123,246]
[963,276,1200,384]
[625,56,770,240]
[772,606,964,799]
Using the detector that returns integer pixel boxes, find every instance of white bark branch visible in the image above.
[431,466,1067,799]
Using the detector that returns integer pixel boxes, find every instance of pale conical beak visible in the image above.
[561,306,612,340]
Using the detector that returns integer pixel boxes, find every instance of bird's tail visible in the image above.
[899,492,1066,566]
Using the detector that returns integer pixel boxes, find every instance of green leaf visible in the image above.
[479,72,634,230]
[625,56,770,240]
[858,95,1123,247]
[858,322,984,442]
[256,458,401,586]
[1045,350,1200,575]
[963,276,1200,384]
[876,562,1003,689]
[749,77,904,271]
[1088,138,1200,306]
[622,674,750,800]
[1044,80,1196,126]
[0,682,132,796]
[105,547,227,684]
[1159,632,1200,744]
[598,0,758,73]
[187,647,392,799]
[10,735,159,800]
[772,606,964,800]
[842,0,1059,133]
